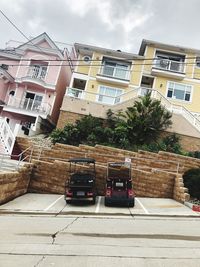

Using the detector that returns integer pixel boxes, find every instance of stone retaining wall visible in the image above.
[16,137,199,202]
[0,164,32,205]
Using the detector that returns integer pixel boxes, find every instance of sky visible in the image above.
[0,0,200,54]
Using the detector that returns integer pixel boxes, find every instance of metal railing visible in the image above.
[7,96,52,115]
[98,65,131,80]
[27,65,47,80]
[0,145,33,171]
[153,58,185,73]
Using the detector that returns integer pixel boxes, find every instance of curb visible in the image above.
[184,201,200,212]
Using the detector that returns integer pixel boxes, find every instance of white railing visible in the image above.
[66,86,200,133]
[149,89,200,132]
[27,65,47,80]
[153,58,185,73]
[0,117,16,154]
[99,65,131,80]
[7,96,52,115]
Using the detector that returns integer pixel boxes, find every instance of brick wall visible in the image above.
[16,139,195,202]
[0,164,32,205]
[57,111,85,128]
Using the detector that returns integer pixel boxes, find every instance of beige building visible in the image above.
[57,40,200,150]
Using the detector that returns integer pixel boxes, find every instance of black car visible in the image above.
[65,158,96,204]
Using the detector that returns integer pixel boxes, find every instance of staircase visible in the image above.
[0,156,26,172]
[65,87,200,136]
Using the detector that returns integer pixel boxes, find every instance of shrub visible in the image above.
[183,168,200,200]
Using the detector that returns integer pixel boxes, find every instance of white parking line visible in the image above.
[136,198,149,214]
[95,196,101,213]
[44,196,64,211]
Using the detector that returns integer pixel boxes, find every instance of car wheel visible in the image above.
[66,200,72,205]
[128,199,135,207]
[105,198,110,207]
[91,197,96,205]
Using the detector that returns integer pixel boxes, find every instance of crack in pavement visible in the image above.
[51,217,78,244]
[34,255,45,267]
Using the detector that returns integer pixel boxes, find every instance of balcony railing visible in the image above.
[7,97,51,115]
[99,65,130,80]
[27,66,47,80]
[153,58,185,73]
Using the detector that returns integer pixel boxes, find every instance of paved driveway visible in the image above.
[0,193,198,216]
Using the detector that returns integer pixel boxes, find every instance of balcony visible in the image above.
[15,65,55,89]
[96,64,130,86]
[27,65,47,80]
[152,58,185,79]
[4,96,52,118]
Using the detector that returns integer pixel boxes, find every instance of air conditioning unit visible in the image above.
[159,59,169,68]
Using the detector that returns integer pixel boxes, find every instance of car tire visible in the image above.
[66,200,72,205]
[105,198,110,207]
[91,197,96,205]
[128,199,135,207]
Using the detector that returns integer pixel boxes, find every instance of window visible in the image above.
[83,55,91,63]
[0,64,9,70]
[155,51,185,73]
[167,82,192,102]
[102,58,130,80]
[98,86,123,105]
[28,60,48,80]
[196,57,200,68]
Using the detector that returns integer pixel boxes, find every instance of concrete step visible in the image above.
[0,158,26,172]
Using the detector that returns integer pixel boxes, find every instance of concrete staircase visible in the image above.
[0,157,25,172]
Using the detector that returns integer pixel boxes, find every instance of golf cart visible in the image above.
[65,158,96,204]
[105,161,135,207]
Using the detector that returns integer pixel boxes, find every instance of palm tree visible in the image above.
[119,93,172,145]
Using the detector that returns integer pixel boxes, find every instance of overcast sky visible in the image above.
[1,0,200,54]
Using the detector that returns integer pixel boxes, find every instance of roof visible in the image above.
[139,39,200,56]
[16,32,64,58]
[75,43,144,61]
[68,158,95,163]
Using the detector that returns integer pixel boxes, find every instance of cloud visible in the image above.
[0,0,200,54]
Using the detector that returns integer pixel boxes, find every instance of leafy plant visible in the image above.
[116,93,172,145]
[183,168,200,200]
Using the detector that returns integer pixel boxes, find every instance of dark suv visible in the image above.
[65,158,96,204]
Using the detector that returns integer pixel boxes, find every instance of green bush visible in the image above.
[183,168,200,200]
[188,151,200,159]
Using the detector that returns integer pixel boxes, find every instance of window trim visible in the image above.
[102,57,131,80]
[166,81,193,103]
[97,85,124,105]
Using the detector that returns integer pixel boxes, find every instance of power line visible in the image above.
[0,9,64,57]
[0,9,46,54]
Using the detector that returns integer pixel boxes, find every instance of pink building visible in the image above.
[0,33,72,153]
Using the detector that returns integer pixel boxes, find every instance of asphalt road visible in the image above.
[0,214,200,266]
[0,194,200,266]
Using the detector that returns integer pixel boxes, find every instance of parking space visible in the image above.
[0,193,198,216]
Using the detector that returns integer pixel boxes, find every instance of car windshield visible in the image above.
[70,173,94,186]
[108,163,130,179]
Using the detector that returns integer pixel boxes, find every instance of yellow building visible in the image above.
[57,40,200,148]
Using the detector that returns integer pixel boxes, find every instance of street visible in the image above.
[0,194,200,266]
